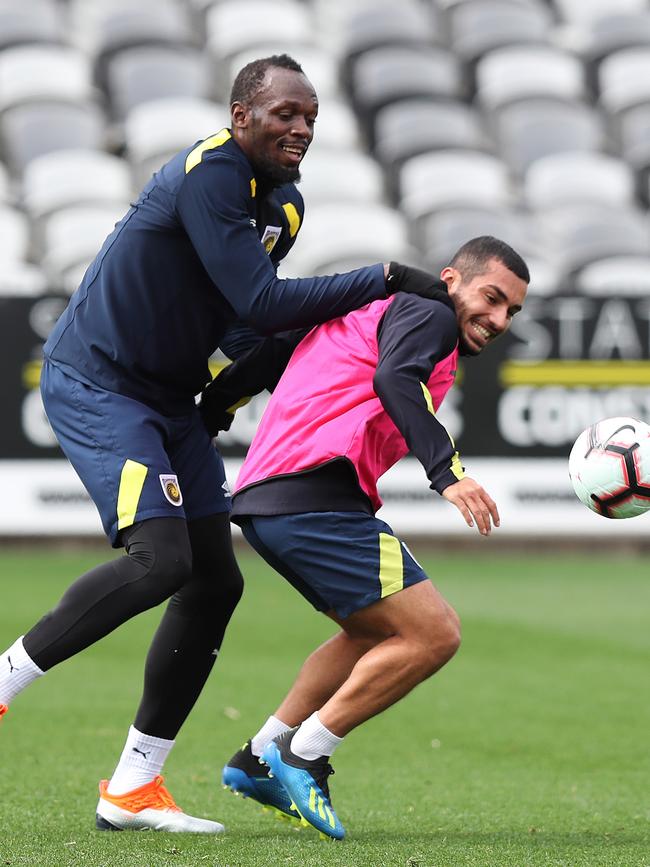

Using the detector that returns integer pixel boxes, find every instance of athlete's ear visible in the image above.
[440,266,461,295]
[230,101,250,129]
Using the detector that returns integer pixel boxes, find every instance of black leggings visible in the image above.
[23,514,243,739]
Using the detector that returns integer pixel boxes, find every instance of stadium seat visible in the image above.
[0,160,10,203]
[0,102,106,176]
[398,150,512,221]
[305,99,362,152]
[0,0,64,52]
[123,96,229,186]
[349,46,464,139]
[493,98,606,175]
[520,256,562,296]
[373,100,491,177]
[580,12,650,68]
[475,45,587,110]
[417,205,530,270]
[0,204,30,263]
[552,0,647,27]
[338,1,442,80]
[42,204,130,292]
[71,0,197,86]
[105,46,212,120]
[205,0,313,63]
[22,149,133,220]
[523,152,637,210]
[598,47,650,116]
[277,202,414,276]
[0,261,48,297]
[297,149,385,206]
[574,254,650,295]
[617,103,650,187]
[0,46,95,114]
[447,0,553,65]
[537,203,650,277]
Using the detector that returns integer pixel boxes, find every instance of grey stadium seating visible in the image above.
[105,46,213,121]
[0,0,64,52]
[349,46,464,139]
[493,97,607,175]
[1,102,106,176]
[0,0,648,298]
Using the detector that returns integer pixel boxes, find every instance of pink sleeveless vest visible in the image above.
[235,297,459,511]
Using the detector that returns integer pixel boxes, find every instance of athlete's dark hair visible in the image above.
[230,54,305,106]
[448,236,530,284]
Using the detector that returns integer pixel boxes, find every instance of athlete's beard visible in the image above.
[252,154,301,187]
[458,333,481,357]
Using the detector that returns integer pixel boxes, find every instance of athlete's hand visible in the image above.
[199,371,250,437]
[385,262,450,303]
[441,477,500,536]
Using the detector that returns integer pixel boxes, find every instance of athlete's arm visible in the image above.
[374,293,498,535]
[200,329,307,436]
[176,157,386,333]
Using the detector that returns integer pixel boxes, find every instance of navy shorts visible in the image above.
[41,360,230,547]
[237,511,430,620]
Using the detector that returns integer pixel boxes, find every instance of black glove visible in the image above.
[386,262,453,309]
[199,329,307,437]
[199,368,250,437]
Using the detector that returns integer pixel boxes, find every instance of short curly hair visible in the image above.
[230,54,305,106]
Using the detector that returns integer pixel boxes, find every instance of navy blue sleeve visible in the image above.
[201,328,307,434]
[175,157,386,333]
[219,323,265,360]
[373,293,463,494]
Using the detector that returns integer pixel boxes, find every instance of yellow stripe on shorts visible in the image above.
[117,459,148,531]
[378,532,404,598]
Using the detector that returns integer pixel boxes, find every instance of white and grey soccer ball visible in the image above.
[568,416,650,519]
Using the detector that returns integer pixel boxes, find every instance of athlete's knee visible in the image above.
[124,519,193,603]
[417,606,461,677]
[183,513,245,613]
[176,562,244,616]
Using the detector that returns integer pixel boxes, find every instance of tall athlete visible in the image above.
[214,237,529,838]
[0,54,440,832]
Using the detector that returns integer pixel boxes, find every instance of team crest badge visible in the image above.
[260,225,282,254]
[159,474,183,506]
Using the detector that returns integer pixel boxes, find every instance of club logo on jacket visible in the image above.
[159,474,183,506]
[261,225,282,254]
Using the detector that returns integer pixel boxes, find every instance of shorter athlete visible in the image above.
[216,237,529,838]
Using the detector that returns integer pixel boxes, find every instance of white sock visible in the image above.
[250,714,291,757]
[0,637,44,705]
[107,726,175,795]
[290,712,343,761]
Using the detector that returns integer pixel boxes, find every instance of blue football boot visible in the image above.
[262,729,345,840]
[222,740,301,822]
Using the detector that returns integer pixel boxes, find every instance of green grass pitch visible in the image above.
[1,545,649,867]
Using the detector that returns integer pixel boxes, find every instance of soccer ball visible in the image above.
[568,416,650,518]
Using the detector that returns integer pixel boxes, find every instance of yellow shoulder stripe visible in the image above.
[185,128,231,174]
[282,201,301,237]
